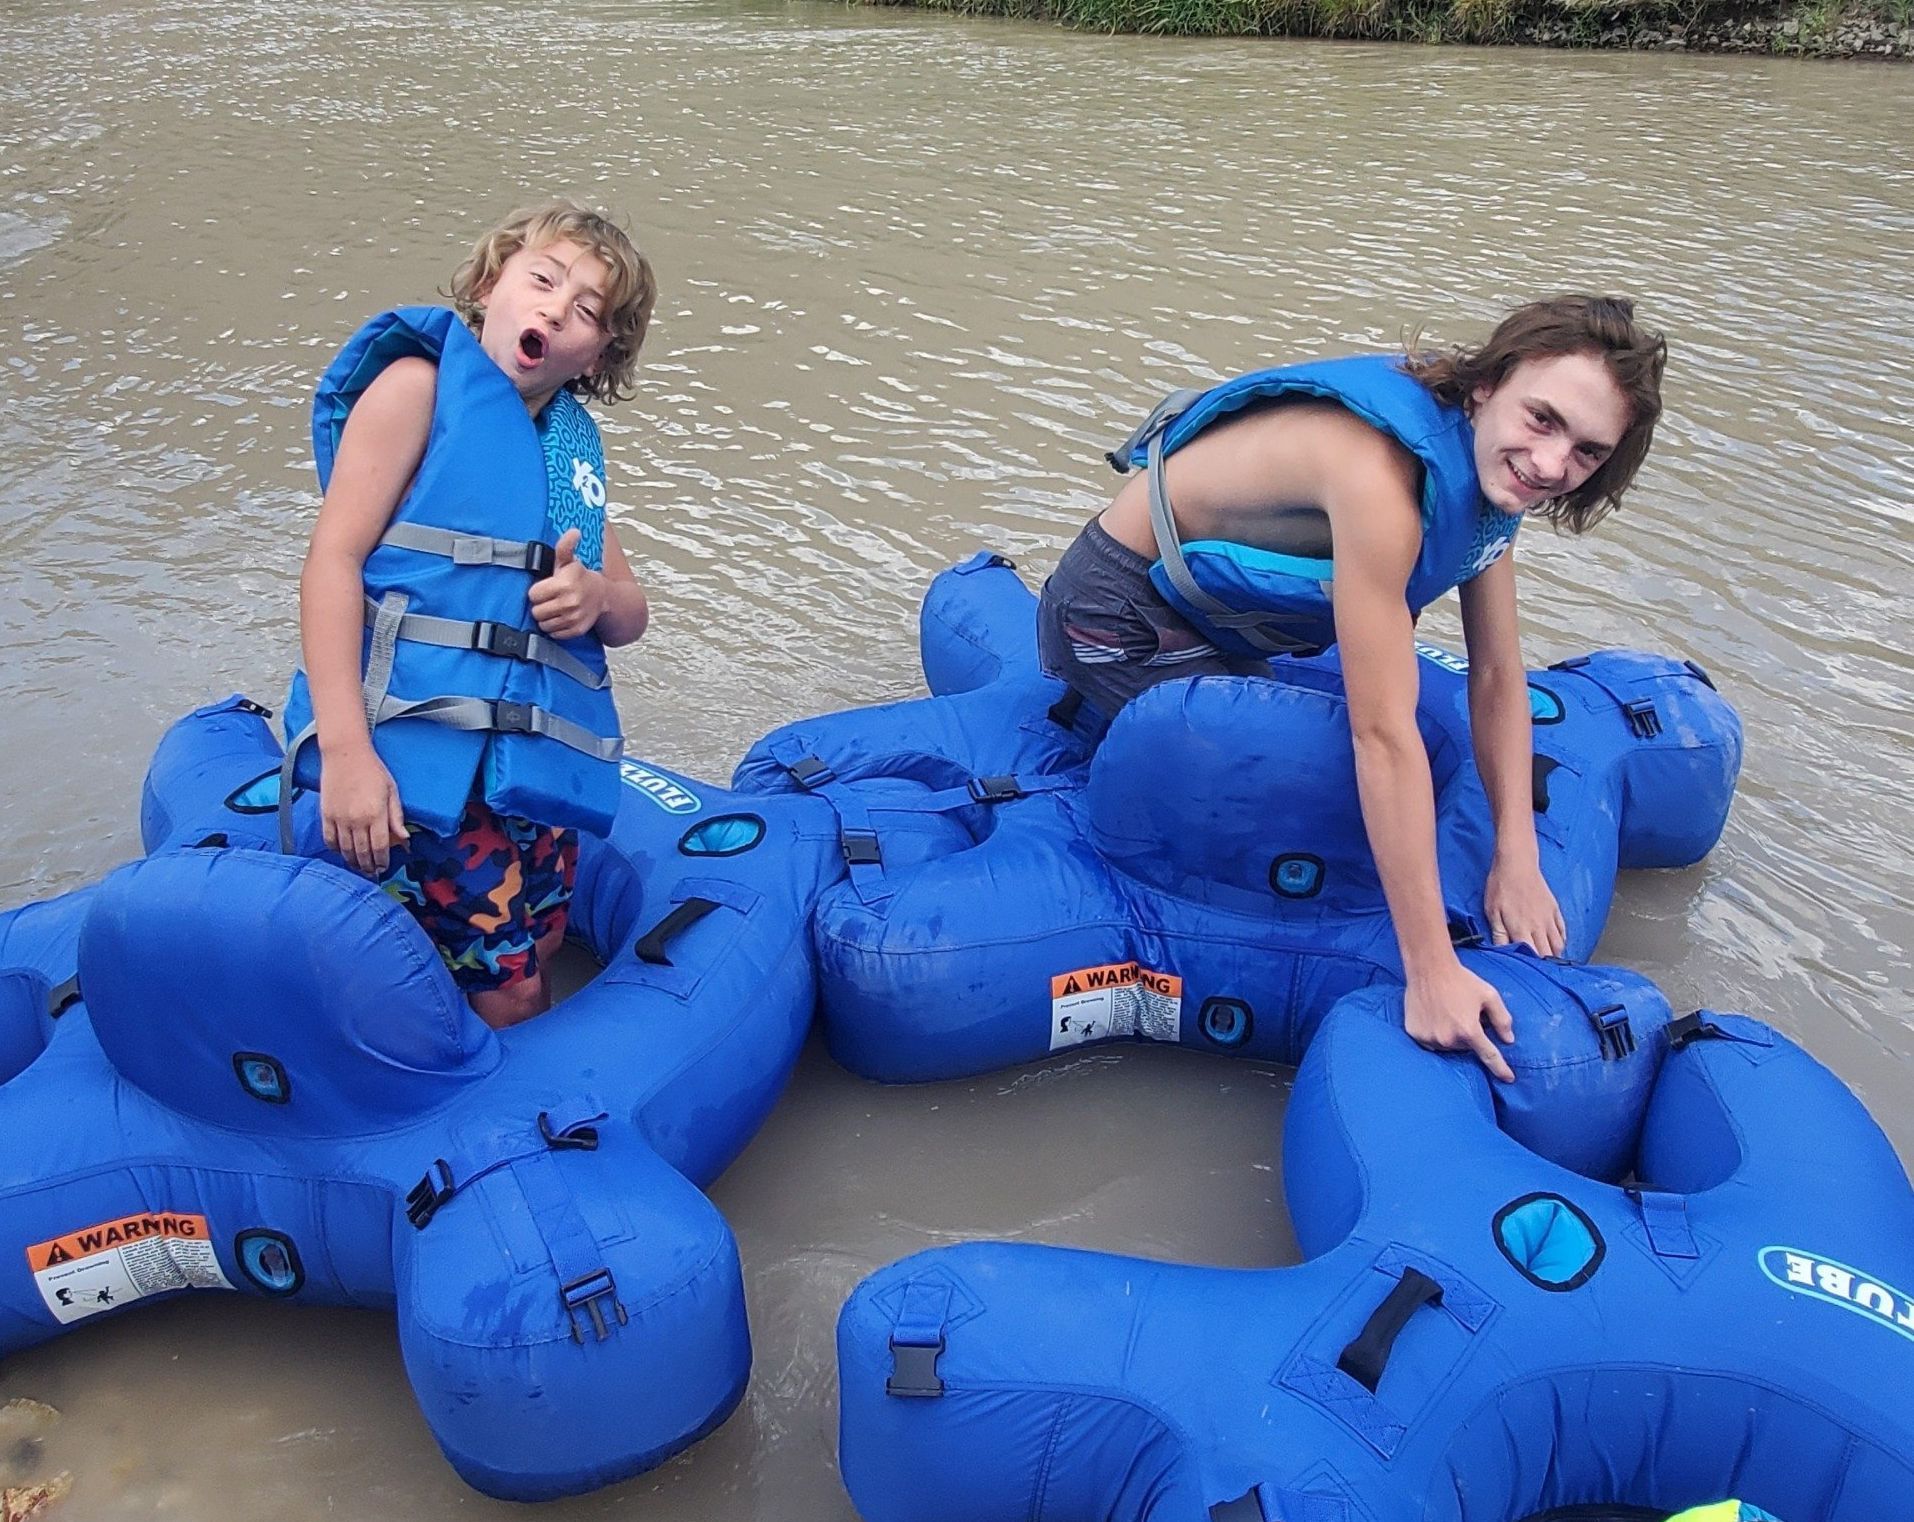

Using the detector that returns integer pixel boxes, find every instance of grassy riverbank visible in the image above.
[857,0,1913,55]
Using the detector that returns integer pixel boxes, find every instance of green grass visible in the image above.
[857,0,1911,49]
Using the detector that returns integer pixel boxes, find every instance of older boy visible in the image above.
[1038,296,1668,1079]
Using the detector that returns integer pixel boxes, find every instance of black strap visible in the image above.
[1532,753,1560,813]
[1667,1010,1725,1049]
[1547,657,1662,738]
[405,1108,606,1229]
[46,976,81,1019]
[634,897,720,966]
[1047,687,1085,729]
[1336,1267,1444,1393]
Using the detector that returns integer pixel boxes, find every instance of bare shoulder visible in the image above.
[356,354,439,417]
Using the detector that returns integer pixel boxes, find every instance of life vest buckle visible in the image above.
[524,540,557,579]
[841,829,882,868]
[472,621,532,661]
[494,700,535,735]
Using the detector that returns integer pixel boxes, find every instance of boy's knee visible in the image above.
[470,971,550,1030]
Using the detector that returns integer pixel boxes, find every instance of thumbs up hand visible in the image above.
[528,528,607,640]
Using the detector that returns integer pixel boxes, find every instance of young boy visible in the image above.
[1038,296,1667,1080]
[288,201,656,1028]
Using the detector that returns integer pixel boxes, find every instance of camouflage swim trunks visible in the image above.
[378,800,579,992]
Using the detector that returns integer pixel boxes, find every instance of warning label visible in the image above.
[1049,961,1184,1051]
[27,1211,233,1325]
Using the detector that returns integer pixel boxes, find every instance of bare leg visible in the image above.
[467,920,569,1029]
[469,973,547,1029]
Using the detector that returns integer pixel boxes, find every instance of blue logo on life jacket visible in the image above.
[619,760,702,815]
[1759,1246,1914,1344]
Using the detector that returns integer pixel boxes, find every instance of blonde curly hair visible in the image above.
[450,200,657,404]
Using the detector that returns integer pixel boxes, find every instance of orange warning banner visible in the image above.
[1050,961,1183,1000]
[27,1212,213,1271]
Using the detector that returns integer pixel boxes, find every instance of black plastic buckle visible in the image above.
[786,755,836,790]
[885,1334,946,1397]
[406,1159,456,1229]
[474,621,531,661]
[1210,1494,1268,1522]
[494,700,535,734]
[1549,655,1591,672]
[235,698,274,718]
[1667,1011,1722,1049]
[841,828,882,868]
[524,540,558,578]
[1588,1003,1636,1061]
[561,1268,628,1344]
[967,774,1023,805]
[1622,699,1662,739]
[539,1111,601,1151]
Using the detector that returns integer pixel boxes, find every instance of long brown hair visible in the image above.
[1406,296,1667,532]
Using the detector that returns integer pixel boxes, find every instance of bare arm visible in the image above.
[1320,418,1515,1080]
[1459,551,1566,956]
[299,355,436,874]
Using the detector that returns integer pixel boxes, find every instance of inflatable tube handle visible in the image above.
[635,897,720,966]
[1335,1267,1444,1393]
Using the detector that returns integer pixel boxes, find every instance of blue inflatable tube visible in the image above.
[737,554,1743,1084]
[836,992,1914,1521]
[0,696,838,1500]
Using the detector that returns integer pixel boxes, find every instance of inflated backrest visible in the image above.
[80,849,497,1135]
[1088,675,1384,915]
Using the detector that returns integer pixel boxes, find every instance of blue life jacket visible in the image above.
[1108,353,1523,657]
[281,306,624,843]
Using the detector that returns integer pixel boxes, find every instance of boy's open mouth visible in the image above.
[517,328,547,364]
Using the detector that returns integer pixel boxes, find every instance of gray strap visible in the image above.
[1144,429,1325,658]
[380,521,553,573]
[372,695,623,763]
[1105,385,1205,473]
[363,591,409,729]
[364,598,610,691]
[278,718,319,854]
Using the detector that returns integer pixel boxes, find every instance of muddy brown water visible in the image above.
[1,1,1910,1516]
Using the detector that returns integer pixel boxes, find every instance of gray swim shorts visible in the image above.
[1036,517,1269,722]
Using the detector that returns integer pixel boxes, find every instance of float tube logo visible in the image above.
[1415,643,1471,676]
[1759,1246,1914,1344]
[619,760,702,815]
